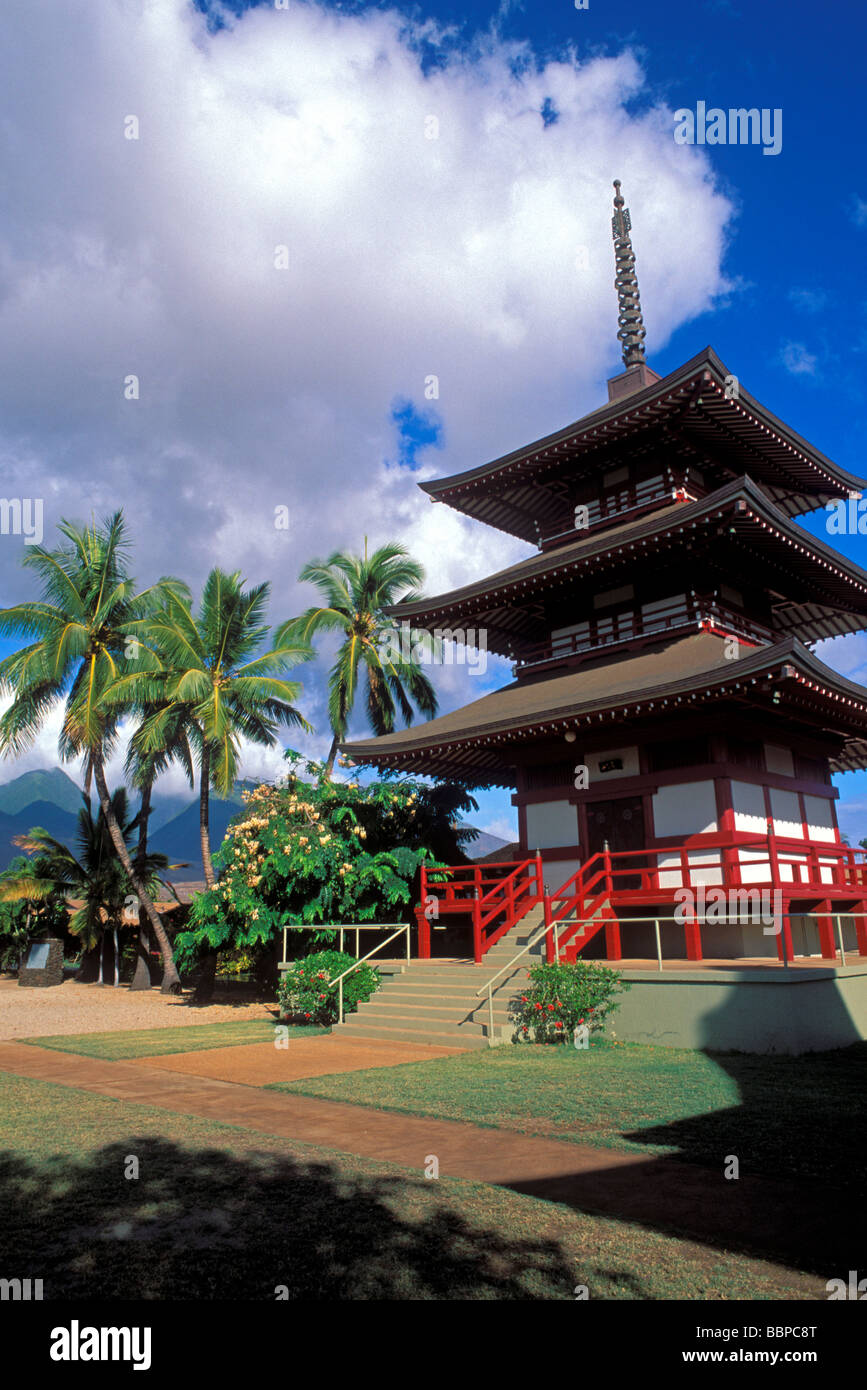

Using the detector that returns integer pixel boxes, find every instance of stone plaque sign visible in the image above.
[18,936,64,988]
[25,941,50,970]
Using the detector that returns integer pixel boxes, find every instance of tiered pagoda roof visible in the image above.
[346,633,867,784]
[420,346,864,538]
[343,181,867,785]
[387,477,867,653]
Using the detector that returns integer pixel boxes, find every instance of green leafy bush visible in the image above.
[510,960,629,1044]
[276,949,380,1025]
[176,755,477,970]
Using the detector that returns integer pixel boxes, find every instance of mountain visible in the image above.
[464,830,512,860]
[0,768,85,817]
[0,767,261,880]
[0,800,81,872]
[149,797,247,879]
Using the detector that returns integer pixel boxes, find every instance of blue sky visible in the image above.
[0,0,864,843]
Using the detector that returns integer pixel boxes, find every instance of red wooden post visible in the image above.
[766,817,781,890]
[535,850,544,902]
[806,843,820,890]
[603,842,614,898]
[815,898,837,960]
[679,846,690,892]
[507,872,516,930]
[414,905,430,959]
[683,909,703,961]
[772,904,795,964]
[604,910,622,961]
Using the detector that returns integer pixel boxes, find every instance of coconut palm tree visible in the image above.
[123,570,313,1001]
[124,708,195,990]
[2,789,168,985]
[0,510,188,990]
[276,541,438,779]
[127,569,312,885]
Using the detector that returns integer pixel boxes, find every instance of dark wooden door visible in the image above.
[585,796,646,889]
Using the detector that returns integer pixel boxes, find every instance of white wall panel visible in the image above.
[731,780,766,834]
[803,794,836,844]
[651,780,717,838]
[525,799,578,850]
[770,787,803,839]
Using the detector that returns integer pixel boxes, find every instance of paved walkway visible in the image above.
[129,1034,468,1084]
[0,1039,848,1276]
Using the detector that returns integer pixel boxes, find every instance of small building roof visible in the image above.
[420,348,865,539]
[343,631,867,784]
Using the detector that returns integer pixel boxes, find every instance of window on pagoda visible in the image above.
[727,736,764,769]
[640,593,688,633]
[795,753,830,784]
[648,737,711,772]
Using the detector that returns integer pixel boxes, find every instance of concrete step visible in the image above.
[358,1000,480,1023]
[342,1010,481,1036]
[336,1023,489,1049]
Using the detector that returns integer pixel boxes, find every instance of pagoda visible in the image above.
[344,182,867,969]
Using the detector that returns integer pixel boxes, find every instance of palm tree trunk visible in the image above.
[321,732,340,782]
[193,742,218,1003]
[199,743,215,888]
[92,750,180,993]
[130,776,155,992]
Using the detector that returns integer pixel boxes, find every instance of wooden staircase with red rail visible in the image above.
[418,836,867,966]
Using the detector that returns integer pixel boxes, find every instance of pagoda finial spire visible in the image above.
[611,179,647,369]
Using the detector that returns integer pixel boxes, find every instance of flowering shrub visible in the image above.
[176,753,476,969]
[510,961,629,1044]
[276,949,380,1025]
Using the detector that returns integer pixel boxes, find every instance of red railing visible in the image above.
[417,837,867,964]
[515,594,772,674]
[541,836,867,963]
[418,855,544,962]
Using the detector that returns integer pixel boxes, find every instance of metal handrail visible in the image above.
[471,906,867,1046]
[474,913,556,1044]
[280,921,411,967]
[327,925,411,1024]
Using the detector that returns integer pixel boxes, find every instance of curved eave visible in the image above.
[421,348,865,539]
[389,476,867,654]
[342,635,867,784]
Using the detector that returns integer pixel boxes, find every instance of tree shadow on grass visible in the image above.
[0,1137,586,1301]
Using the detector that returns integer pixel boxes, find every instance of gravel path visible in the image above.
[0,977,276,1039]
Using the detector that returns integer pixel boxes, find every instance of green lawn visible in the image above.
[270,1039,867,1190]
[0,1072,820,1300]
[18,1019,327,1060]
